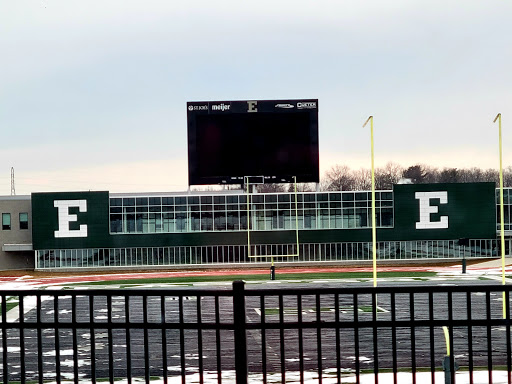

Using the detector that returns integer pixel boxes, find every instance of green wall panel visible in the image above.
[32,192,110,249]
[393,182,496,240]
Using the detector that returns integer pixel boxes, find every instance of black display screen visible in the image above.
[187,100,319,185]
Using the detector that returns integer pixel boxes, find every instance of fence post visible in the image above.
[233,280,248,384]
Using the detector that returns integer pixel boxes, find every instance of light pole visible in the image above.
[363,116,377,288]
[494,113,507,319]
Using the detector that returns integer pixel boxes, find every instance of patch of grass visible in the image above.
[69,271,437,286]
[0,300,20,316]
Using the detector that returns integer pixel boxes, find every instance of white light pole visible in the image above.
[494,113,507,319]
[363,116,377,287]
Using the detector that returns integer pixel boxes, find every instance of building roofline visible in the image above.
[0,195,31,200]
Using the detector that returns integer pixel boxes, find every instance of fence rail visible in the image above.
[1,283,511,383]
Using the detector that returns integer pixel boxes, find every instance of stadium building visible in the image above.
[0,100,509,271]
[0,182,509,271]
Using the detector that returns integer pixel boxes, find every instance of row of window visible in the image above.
[109,208,394,233]
[496,189,512,204]
[109,191,394,234]
[35,239,500,269]
[2,212,28,230]
[108,188,512,234]
[109,191,393,208]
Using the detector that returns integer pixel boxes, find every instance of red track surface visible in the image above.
[1,263,509,288]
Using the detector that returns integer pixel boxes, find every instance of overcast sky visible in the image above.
[1,0,511,194]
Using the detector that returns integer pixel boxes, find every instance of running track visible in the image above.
[1,263,511,289]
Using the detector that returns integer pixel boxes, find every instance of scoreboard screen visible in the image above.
[187,99,319,185]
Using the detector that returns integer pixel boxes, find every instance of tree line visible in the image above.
[256,163,512,192]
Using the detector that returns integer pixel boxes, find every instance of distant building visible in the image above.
[0,195,33,270]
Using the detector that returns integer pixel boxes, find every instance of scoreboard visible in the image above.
[187,99,319,185]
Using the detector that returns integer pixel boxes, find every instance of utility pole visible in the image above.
[10,167,15,196]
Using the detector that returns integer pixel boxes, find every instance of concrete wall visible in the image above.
[0,196,34,270]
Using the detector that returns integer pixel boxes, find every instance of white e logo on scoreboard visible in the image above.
[54,200,88,238]
[415,191,449,229]
[247,101,258,113]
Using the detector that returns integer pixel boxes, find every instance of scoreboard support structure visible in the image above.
[245,176,300,280]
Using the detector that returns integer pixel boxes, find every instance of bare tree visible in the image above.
[422,165,439,183]
[482,168,499,184]
[458,167,483,183]
[320,162,512,190]
[322,165,356,191]
[256,183,287,193]
[288,183,315,192]
[504,166,512,187]
[353,168,372,190]
[375,162,404,189]
[191,185,221,192]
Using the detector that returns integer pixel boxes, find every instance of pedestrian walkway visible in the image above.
[468,256,512,269]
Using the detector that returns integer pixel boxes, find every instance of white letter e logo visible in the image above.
[54,200,88,238]
[415,191,448,229]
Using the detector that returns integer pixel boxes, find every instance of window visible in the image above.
[2,213,11,230]
[19,213,28,230]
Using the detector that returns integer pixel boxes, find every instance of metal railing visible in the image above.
[1,283,511,383]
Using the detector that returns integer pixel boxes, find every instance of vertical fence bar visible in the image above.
[2,294,7,384]
[372,292,379,384]
[316,293,323,384]
[233,281,248,384]
[506,289,511,384]
[428,292,436,384]
[143,294,150,383]
[54,295,61,384]
[89,295,96,384]
[179,295,186,384]
[354,293,360,384]
[161,295,168,384]
[197,295,204,384]
[297,294,304,384]
[335,293,341,384]
[215,296,222,384]
[108,294,114,382]
[467,291,474,384]
[391,293,398,384]
[448,291,455,384]
[279,294,286,384]
[125,295,132,384]
[37,294,43,384]
[260,295,267,384]
[486,291,493,384]
[409,292,416,384]
[72,295,79,384]
[19,295,26,384]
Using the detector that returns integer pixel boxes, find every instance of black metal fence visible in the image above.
[1,282,512,383]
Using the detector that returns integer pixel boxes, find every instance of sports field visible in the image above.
[1,260,511,383]
[1,258,511,290]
